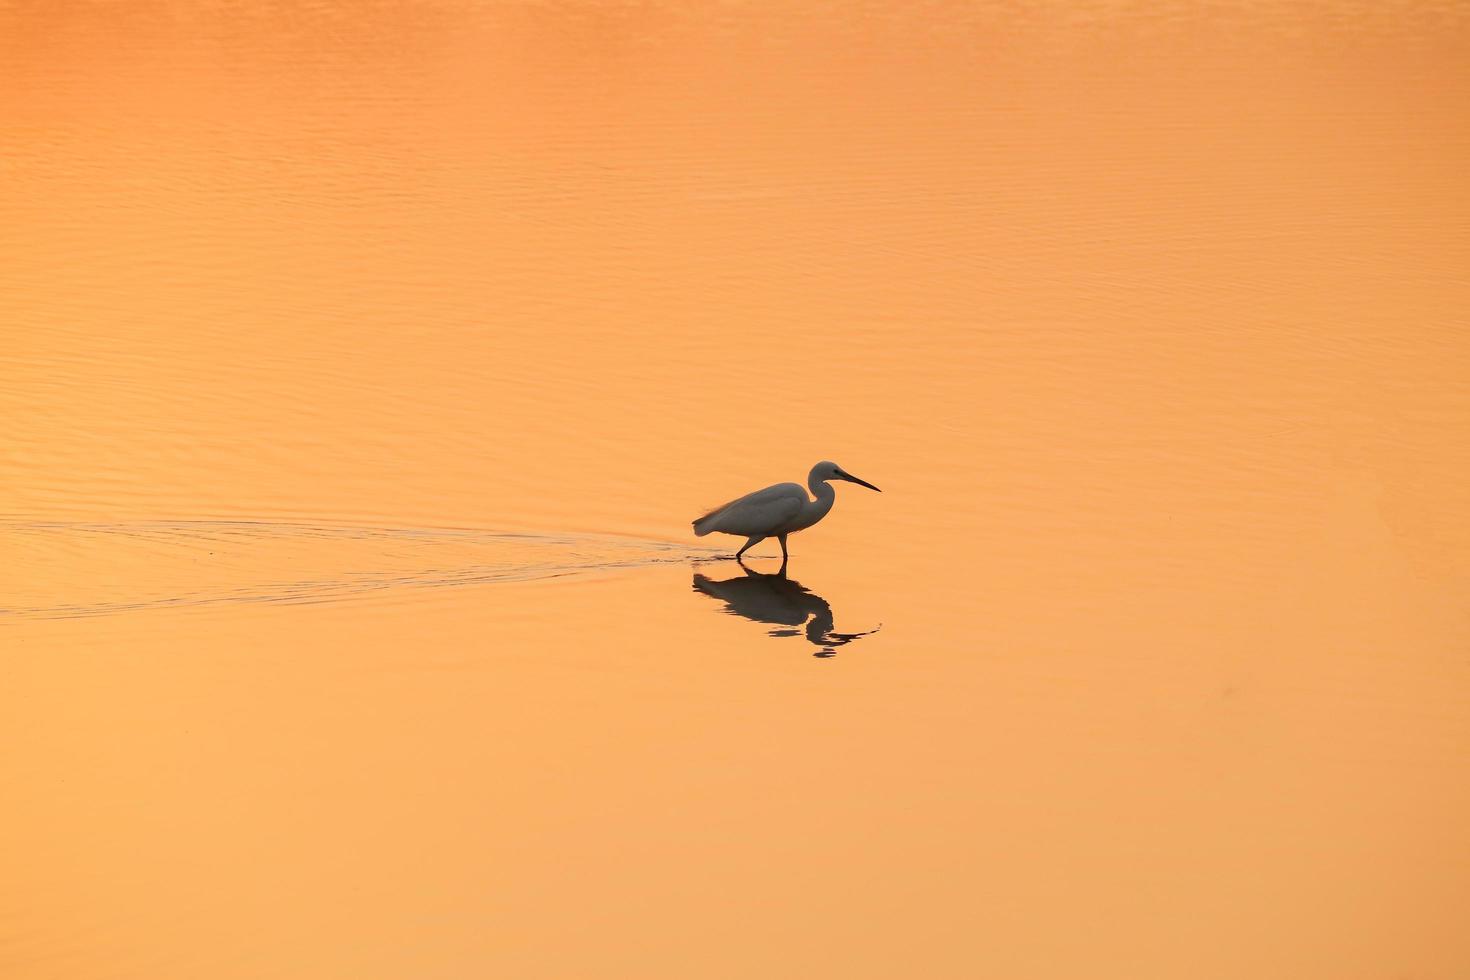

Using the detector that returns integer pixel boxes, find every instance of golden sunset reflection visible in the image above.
[3,2,1468,977]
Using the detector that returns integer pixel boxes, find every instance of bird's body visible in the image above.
[692,460,880,563]
[694,481,829,537]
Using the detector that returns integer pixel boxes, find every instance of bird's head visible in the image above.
[815,460,881,492]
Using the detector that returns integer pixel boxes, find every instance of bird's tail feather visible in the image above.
[692,501,732,536]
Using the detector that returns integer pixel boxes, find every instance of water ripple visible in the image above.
[1,520,722,620]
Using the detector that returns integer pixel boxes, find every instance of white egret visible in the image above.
[691,461,881,562]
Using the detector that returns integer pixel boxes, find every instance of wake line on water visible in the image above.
[2,519,728,620]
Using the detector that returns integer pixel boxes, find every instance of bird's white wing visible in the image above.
[692,482,806,537]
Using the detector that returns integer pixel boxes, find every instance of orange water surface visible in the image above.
[3,2,1469,978]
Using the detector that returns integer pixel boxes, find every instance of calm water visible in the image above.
[4,2,1469,977]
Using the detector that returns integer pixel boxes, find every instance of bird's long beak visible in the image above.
[842,472,881,492]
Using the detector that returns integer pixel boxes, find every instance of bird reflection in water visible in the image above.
[692,565,879,658]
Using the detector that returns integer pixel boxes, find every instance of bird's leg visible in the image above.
[778,533,790,562]
[735,535,764,561]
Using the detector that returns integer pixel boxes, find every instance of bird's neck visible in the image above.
[799,476,834,528]
[805,477,837,524]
